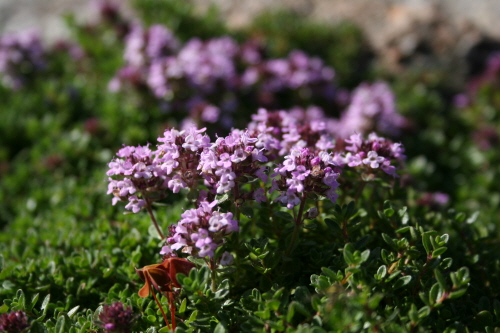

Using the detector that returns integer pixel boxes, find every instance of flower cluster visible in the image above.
[333,132,406,177]
[0,31,45,89]
[241,50,336,105]
[199,128,268,201]
[108,23,179,93]
[107,108,407,214]
[331,81,406,137]
[247,106,334,156]
[160,200,238,258]
[109,20,337,127]
[0,310,29,333]
[106,127,210,212]
[98,302,136,333]
[272,146,341,209]
[416,192,450,209]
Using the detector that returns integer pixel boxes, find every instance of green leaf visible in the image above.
[418,306,431,319]
[396,226,410,234]
[360,249,370,263]
[186,310,198,324]
[311,296,321,312]
[286,302,296,322]
[432,247,447,258]
[324,219,341,232]
[368,293,384,309]
[419,292,430,306]
[214,322,229,333]
[408,304,418,323]
[474,310,493,327]
[294,286,311,305]
[178,298,187,314]
[494,299,500,317]
[55,314,70,333]
[429,283,441,305]
[384,208,395,217]
[393,275,412,290]
[345,201,357,219]
[382,233,398,251]
[455,212,466,223]
[422,232,435,254]
[434,269,447,290]
[321,267,337,280]
[376,265,387,280]
[343,243,356,266]
[466,211,479,224]
[437,234,449,245]
[449,288,467,299]
[67,305,80,318]
[29,293,40,312]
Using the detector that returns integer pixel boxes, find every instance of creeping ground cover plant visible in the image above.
[2,0,500,332]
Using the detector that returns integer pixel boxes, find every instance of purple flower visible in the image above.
[162,200,239,259]
[331,81,405,137]
[0,31,45,89]
[98,302,135,333]
[335,133,405,178]
[362,151,385,168]
[220,251,234,266]
[0,311,29,333]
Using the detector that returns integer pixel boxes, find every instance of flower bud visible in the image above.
[305,207,319,219]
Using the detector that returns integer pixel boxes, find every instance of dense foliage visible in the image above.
[1,1,500,332]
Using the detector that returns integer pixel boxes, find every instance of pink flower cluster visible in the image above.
[331,81,406,137]
[107,108,406,259]
[333,132,406,177]
[107,109,406,213]
[106,127,210,212]
[161,200,238,258]
[0,31,45,89]
[272,147,340,209]
[109,21,337,127]
[198,129,268,199]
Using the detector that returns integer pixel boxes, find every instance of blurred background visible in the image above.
[2,0,500,86]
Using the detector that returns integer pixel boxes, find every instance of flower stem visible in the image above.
[285,195,306,256]
[210,258,217,292]
[354,181,366,201]
[144,198,165,240]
